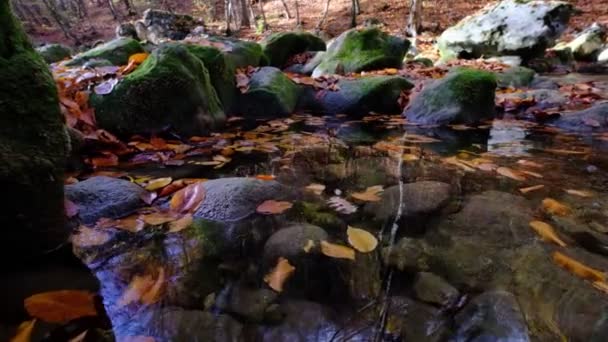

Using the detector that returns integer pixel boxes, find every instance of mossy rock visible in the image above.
[67,37,144,66]
[90,44,225,137]
[312,28,409,77]
[262,31,326,67]
[0,0,68,262]
[404,68,497,125]
[238,67,299,118]
[36,43,72,63]
[185,44,237,113]
[206,37,267,68]
[496,66,536,88]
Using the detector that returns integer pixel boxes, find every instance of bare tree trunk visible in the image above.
[316,0,330,30]
[41,0,79,41]
[279,0,291,19]
[225,0,232,35]
[406,0,422,37]
[107,0,119,19]
[239,0,250,27]
[258,0,267,31]
[122,0,136,16]
[350,0,356,28]
[294,0,301,28]
[354,0,360,15]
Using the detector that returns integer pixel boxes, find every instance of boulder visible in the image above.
[599,48,608,64]
[65,176,147,225]
[552,102,608,132]
[302,75,413,116]
[134,9,200,44]
[67,37,144,66]
[413,272,460,307]
[262,31,326,67]
[238,67,299,118]
[553,23,607,61]
[189,37,267,68]
[263,224,329,264]
[90,44,225,137]
[115,22,138,39]
[0,1,68,262]
[312,28,409,77]
[36,43,72,63]
[404,68,497,125]
[496,66,536,88]
[437,0,573,60]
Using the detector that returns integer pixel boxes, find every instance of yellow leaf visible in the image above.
[168,214,193,233]
[263,257,296,292]
[71,225,111,247]
[256,200,293,215]
[24,290,97,323]
[519,184,545,194]
[565,189,594,198]
[496,167,526,181]
[145,177,172,191]
[542,198,572,216]
[128,52,149,64]
[347,226,378,253]
[10,319,36,342]
[553,251,605,283]
[351,185,383,202]
[529,221,567,247]
[320,241,356,260]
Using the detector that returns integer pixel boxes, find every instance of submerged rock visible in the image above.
[0,1,69,262]
[404,68,497,125]
[437,0,572,60]
[67,37,144,66]
[413,272,460,307]
[312,27,409,77]
[36,43,72,64]
[262,31,326,67]
[238,67,299,118]
[90,44,224,137]
[552,102,608,132]
[65,176,147,225]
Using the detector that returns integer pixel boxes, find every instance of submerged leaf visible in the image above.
[118,267,165,307]
[256,200,293,215]
[529,221,567,247]
[320,241,356,260]
[24,290,97,323]
[10,319,36,342]
[168,214,193,233]
[553,251,605,283]
[264,257,296,292]
[71,225,111,247]
[542,198,572,216]
[347,226,378,253]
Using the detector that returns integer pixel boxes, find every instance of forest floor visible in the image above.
[27,0,608,48]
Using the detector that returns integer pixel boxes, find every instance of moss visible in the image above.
[0,0,68,260]
[90,44,224,137]
[36,43,72,63]
[295,202,344,230]
[262,31,326,67]
[240,67,299,118]
[67,37,144,66]
[189,218,229,258]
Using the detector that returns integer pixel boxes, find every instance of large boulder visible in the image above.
[238,67,299,118]
[553,23,607,61]
[262,31,326,67]
[312,28,409,77]
[67,37,144,66]
[134,9,200,44]
[0,1,68,261]
[90,44,225,137]
[189,36,267,68]
[437,0,573,61]
[599,48,608,64]
[552,102,608,132]
[403,68,497,125]
[301,75,413,116]
[36,43,72,64]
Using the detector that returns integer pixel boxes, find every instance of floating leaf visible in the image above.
[327,196,358,215]
[553,251,605,283]
[351,185,383,202]
[256,200,293,215]
[170,182,206,214]
[542,198,572,216]
[347,226,378,253]
[168,214,193,233]
[24,290,97,323]
[304,183,325,195]
[264,257,296,292]
[71,225,111,247]
[519,184,545,194]
[529,221,567,247]
[10,319,36,342]
[565,189,594,198]
[118,267,165,307]
[496,167,526,181]
[145,177,172,191]
[141,212,178,226]
[320,241,356,260]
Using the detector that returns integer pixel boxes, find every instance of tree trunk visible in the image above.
[279,0,291,19]
[122,0,136,16]
[41,0,79,41]
[239,0,250,27]
[354,0,360,15]
[406,0,422,37]
[258,0,267,31]
[316,0,330,30]
[225,0,232,35]
[294,0,301,28]
[350,0,356,28]
[107,0,119,19]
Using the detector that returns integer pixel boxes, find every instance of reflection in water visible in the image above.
[487,120,535,157]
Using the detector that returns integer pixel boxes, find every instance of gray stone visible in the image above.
[413,272,460,307]
[65,176,147,225]
[220,286,278,323]
[553,102,608,132]
[553,23,607,61]
[239,67,299,118]
[134,9,200,44]
[66,37,144,66]
[496,66,536,88]
[262,31,326,67]
[115,22,138,39]
[36,43,72,63]
[263,224,329,263]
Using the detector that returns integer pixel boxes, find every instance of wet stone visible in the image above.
[413,272,460,307]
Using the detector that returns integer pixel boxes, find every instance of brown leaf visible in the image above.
[529,221,567,247]
[347,226,378,253]
[24,290,97,323]
[542,198,572,216]
[553,251,605,283]
[519,184,545,194]
[118,267,165,307]
[145,177,172,191]
[320,241,356,260]
[256,200,293,215]
[141,212,178,226]
[89,152,119,168]
[9,319,36,342]
[170,182,206,214]
[71,225,111,247]
[168,214,193,233]
[565,189,594,198]
[97,215,145,233]
[263,257,296,292]
[496,167,526,181]
[351,185,383,202]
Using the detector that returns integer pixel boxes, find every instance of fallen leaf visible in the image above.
[97,215,145,233]
[327,196,358,214]
[94,78,118,95]
[168,214,193,233]
[402,153,420,162]
[145,177,172,191]
[320,241,356,260]
[304,183,325,195]
[303,239,315,253]
[255,174,276,181]
[141,212,177,225]
[118,267,165,307]
[89,152,119,168]
[592,280,608,294]
[521,170,543,178]
[542,198,572,216]
[129,52,149,64]
[170,182,206,214]
[517,159,543,168]
[347,226,378,253]
[158,179,187,197]
[553,251,605,283]
[264,257,296,292]
[71,225,111,247]
[9,319,36,342]
[565,189,594,198]
[256,200,293,215]
[496,167,526,181]
[543,148,588,155]
[519,184,545,194]
[351,185,384,202]
[24,290,97,323]
[529,221,567,247]
[139,191,158,205]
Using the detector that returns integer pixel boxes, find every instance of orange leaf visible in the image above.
[168,214,193,233]
[529,221,567,247]
[89,152,119,168]
[542,198,571,216]
[346,226,378,253]
[519,184,545,194]
[256,200,293,215]
[24,290,97,323]
[97,215,145,233]
[351,185,383,202]
[118,267,165,307]
[553,251,605,283]
[141,212,178,225]
[129,52,149,64]
[9,319,36,342]
[170,182,206,214]
[158,179,187,197]
[496,167,526,181]
[320,241,356,260]
[255,174,276,181]
[263,257,296,292]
